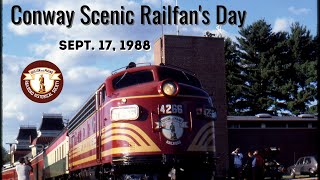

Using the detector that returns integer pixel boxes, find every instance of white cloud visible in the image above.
[273,17,294,33]
[180,26,204,34]
[288,6,311,15]
[3,55,50,122]
[180,25,237,42]
[135,52,153,64]
[3,54,33,74]
[30,44,54,56]
[3,96,27,121]
[65,66,111,83]
[48,95,84,116]
[4,0,42,5]
[142,0,174,6]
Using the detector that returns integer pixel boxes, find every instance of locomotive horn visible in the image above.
[126,62,136,69]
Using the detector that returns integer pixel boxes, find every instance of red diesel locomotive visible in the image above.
[2,63,217,180]
[68,63,217,179]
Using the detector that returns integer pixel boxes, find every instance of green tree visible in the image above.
[225,20,317,115]
[236,19,289,115]
[2,146,10,164]
[224,38,246,115]
[284,23,317,115]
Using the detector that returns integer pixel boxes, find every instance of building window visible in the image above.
[288,122,308,128]
[265,122,287,128]
[228,123,240,128]
[240,122,262,128]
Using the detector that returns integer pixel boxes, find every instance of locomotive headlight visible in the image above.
[110,105,139,121]
[162,81,178,96]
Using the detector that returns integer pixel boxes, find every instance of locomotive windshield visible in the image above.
[113,70,154,89]
[158,67,201,88]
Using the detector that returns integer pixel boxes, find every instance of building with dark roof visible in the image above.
[9,114,65,162]
[38,113,64,137]
[15,126,38,144]
[10,126,37,163]
[30,113,65,157]
[15,126,37,149]
[228,114,317,167]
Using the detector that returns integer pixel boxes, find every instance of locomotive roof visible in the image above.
[109,64,196,78]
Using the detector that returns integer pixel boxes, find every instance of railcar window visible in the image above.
[113,70,154,89]
[87,123,90,136]
[158,67,201,88]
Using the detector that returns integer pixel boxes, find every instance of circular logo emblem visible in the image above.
[20,60,63,103]
[160,116,188,141]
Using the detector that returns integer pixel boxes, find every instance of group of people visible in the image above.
[15,157,33,180]
[231,148,265,180]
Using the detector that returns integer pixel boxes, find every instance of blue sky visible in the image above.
[2,0,317,149]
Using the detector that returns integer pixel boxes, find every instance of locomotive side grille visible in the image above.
[68,95,96,132]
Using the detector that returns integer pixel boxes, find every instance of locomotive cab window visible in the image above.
[113,70,154,90]
[158,67,201,88]
[101,86,106,103]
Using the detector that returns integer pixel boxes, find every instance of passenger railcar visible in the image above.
[2,166,17,180]
[30,152,44,180]
[68,63,217,179]
[2,153,44,180]
[43,129,69,179]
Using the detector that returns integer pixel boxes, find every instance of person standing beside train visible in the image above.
[15,157,32,180]
[25,157,33,174]
[242,151,254,180]
[231,147,243,180]
[252,150,264,180]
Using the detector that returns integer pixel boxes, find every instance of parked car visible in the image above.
[287,156,318,178]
